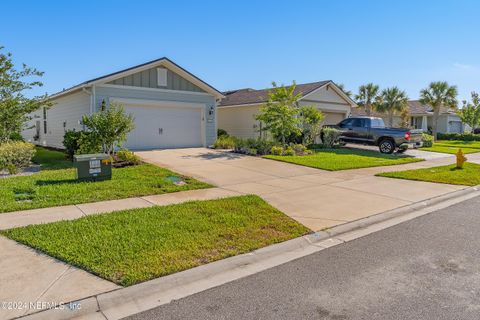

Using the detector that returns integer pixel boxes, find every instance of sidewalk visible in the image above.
[0,188,241,230]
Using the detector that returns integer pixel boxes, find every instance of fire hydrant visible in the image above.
[456,149,467,169]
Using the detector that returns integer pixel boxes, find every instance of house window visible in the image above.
[157,68,168,87]
[43,107,47,134]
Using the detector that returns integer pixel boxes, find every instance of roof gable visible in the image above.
[107,66,206,93]
[49,57,223,100]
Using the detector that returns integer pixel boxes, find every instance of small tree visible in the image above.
[299,105,324,144]
[420,81,458,141]
[376,87,409,127]
[255,82,302,145]
[457,92,480,131]
[82,102,135,154]
[355,83,380,116]
[0,46,51,143]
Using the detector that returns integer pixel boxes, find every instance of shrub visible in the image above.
[283,147,295,156]
[77,132,102,154]
[63,130,81,159]
[82,102,135,154]
[233,138,277,155]
[271,146,283,155]
[321,127,342,148]
[213,136,236,149]
[437,133,480,141]
[116,149,141,165]
[217,129,229,137]
[291,144,307,155]
[0,141,36,174]
[63,130,101,158]
[422,133,434,147]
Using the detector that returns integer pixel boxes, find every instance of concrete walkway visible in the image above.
[0,188,240,230]
[137,148,479,231]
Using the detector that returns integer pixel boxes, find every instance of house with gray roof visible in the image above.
[218,81,356,139]
[351,100,466,134]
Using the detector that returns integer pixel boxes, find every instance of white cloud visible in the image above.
[453,62,475,70]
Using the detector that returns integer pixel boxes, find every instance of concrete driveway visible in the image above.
[137,148,466,231]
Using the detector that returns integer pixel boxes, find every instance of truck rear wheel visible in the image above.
[379,139,395,154]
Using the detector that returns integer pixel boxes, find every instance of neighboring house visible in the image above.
[351,100,466,133]
[22,58,224,150]
[217,81,356,139]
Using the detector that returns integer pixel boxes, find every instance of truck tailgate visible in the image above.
[410,129,423,143]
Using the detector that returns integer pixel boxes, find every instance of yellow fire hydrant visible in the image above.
[456,149,467,169]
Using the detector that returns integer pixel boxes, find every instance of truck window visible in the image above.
[370,118,385,128]
[339,119,354,128]
[352,118,368,127]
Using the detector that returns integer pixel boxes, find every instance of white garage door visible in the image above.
[124,104,203,150]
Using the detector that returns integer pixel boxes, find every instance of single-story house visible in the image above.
[217,81,357,139]
[351,100,466,133]
[22,58,224,150]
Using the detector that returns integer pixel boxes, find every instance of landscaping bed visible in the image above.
[264,148,423,171]
[0,163,211,213]
[1,195,310,286]
[376,162,480,186]
[420,140,480,154]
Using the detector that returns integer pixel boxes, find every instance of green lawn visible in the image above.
[1,195,310,286]
[420,140,480,154]
[376,162,480,186]
[0,164,211,213]
[33,147,73,170]
[264,148,423,171]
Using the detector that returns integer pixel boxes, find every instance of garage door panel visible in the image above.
[124,104,203,150]
[323,112,345,125]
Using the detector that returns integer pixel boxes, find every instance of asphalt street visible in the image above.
[126,195,480,320]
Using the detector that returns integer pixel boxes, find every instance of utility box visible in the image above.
[73,154,112,181]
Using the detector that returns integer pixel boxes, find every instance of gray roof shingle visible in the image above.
[219,81,331,107]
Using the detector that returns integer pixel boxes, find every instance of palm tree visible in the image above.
[336,83,353,98]
[376,87,409,127]
[420,81,458,141]
[355,83,380,116]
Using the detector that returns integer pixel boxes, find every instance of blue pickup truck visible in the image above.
[324,116,424,154]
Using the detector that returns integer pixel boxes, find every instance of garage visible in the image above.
[123,102,204,150]
[323,112,346,125]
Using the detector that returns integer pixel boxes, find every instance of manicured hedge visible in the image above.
[437,133,480,141]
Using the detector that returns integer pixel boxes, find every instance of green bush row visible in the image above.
[437,132,480,141]
[0,141,36,174]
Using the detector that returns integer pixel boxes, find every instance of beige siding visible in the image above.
[217,105,262,139]
[323,112,345,125]
[24,91,91,148]
[108,66,206,93]
[302,86,349,104]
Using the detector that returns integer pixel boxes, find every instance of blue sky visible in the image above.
[2,0,479,101]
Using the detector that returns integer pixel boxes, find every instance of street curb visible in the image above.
[18,185,480,320]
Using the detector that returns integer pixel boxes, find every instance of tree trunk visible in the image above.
[365,104,371,116]
[389,111,394,127]
[432,106,440,141]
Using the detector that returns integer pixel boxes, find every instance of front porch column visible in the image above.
[421,116,428,132]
